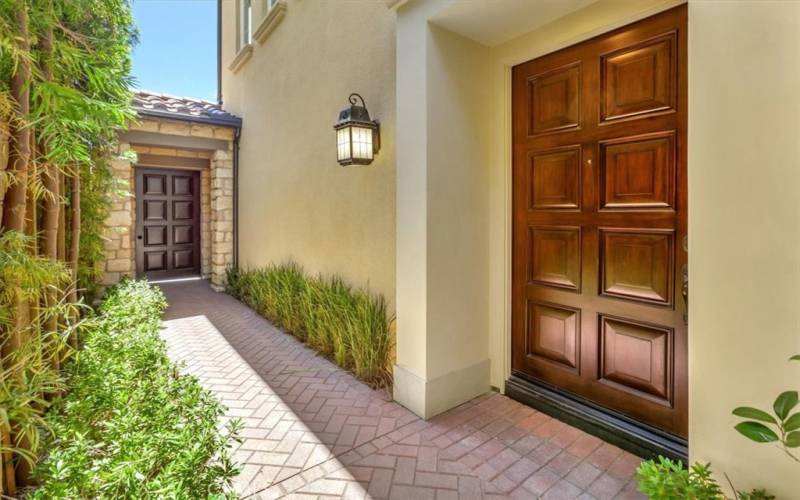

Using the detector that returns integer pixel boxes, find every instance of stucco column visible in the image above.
[210,149,234,289]
[394,0,491,419]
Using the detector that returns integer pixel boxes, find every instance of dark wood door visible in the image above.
[135,167,201,279]
[512,5,687,437]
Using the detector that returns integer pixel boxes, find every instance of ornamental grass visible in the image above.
[226,264,393,387]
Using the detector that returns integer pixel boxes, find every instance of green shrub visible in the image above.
[637,458,724,499]
[31,280,241,499]
[226,264,392,387]
[636,457,774,500]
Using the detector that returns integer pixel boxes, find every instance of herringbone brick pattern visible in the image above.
[159,280,645,499]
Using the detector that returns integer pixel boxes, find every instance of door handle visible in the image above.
[137,235,143,240]
[681,264,688,324]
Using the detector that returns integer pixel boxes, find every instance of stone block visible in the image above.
[159,121,191,136]
[213,127,235,141]
[190,125,215,139]
[107,259,131,272]
[106,210,131,227]
[132,120,159,133]
[104,238,121,250]
[214,167,233,179]
[102,272,121,285]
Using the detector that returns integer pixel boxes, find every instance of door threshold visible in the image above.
[147,276,204,284]
[505,375,687,462]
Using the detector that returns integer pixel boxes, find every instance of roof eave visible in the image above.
[135,108,242,129]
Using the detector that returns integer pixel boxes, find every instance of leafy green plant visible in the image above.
[637,457,723,499]
[226,263,393,387]
[732,354,800,462]
[31,280,241,498]
[0,230,79,467]
[638,353,800,499]
[636,458,775,500]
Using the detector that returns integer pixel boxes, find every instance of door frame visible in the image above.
[134,166,202,280]
[499,3,689,461]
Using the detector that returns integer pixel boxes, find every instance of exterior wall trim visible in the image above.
[229,43,253,73]
[253,0,286,44]
[394,358,491,419]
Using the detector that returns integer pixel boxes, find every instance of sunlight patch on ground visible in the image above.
[161,314,370,498]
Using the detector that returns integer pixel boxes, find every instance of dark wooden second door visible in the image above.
[135,167,201,279]
[512,5,687,437]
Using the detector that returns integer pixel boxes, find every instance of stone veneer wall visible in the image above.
[210,149,234,289]
[101,117,235,292]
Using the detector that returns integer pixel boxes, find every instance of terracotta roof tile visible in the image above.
[133,90,241,127]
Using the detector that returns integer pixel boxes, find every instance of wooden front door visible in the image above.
[135,167,201,279]
[511,5,687,437]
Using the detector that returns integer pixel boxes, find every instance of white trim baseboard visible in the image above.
[393,358,491,419]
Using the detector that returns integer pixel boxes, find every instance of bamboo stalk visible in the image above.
[67,171,80,348]
[57,170,65,261]
[1,2,31,233]
[0,121,8,223]
[1,2,32,491]
[39,17,60,364]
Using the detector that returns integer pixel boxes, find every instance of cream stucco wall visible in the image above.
[221,0,396,306]
[688,2,800,496]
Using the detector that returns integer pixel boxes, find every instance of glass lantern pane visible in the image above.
[337,127,351,161]
[352,125,373,161]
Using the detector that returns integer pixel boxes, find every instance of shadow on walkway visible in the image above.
[158,280,644,500]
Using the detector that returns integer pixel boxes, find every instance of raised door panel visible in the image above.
[173,249,194,270]
[144,225,167,246]
[529,226,581,290]
[144,200,167,221]
[600,316,672,404]
[173,225,193,245]
[173,200,193,221]
[143,174,167,196]
[527,302,580,371]
[600,132,675,209]
[600,229,674,306]
[528,63,581,135]
[529,147,581,210]
[601,33,676,122]
[173,175,194,196]
[144,251,166,272]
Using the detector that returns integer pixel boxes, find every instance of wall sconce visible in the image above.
[334,93,380,166]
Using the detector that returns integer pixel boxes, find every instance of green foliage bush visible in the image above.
[637,458,724,499]
[226,264,392,387]
[31,280,240,499]
[636,457,774,499]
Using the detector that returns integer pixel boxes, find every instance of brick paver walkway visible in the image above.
[159,280,645,499]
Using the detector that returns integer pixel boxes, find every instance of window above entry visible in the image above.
[230,0,254,73]
[253,0,287,44]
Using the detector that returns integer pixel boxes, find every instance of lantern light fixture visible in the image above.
[334,93,380,166]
